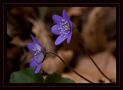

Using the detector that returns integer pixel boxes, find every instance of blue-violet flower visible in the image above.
[27,34,45,74]
[51,10,73,45]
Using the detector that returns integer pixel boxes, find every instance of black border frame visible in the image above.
[2,3,121,88]
[0,3,3,87]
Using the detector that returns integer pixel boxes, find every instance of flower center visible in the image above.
[32,44,41,55]
[65,24,70,31]
[61,19,70,31]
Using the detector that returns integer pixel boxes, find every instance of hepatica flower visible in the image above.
[27,34,45,74]
[51,10,73,45]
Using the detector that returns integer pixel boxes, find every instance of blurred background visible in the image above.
[7,7,116,83]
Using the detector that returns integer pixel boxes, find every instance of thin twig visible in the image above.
[46,51,94,83]
[83,48,113,83]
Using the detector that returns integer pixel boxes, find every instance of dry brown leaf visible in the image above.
[11,36,31,47]
[62,51,116,83]
[42,50,73,74]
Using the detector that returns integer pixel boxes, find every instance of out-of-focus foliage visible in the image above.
[9,68,75,83]
[45,73,75,83]
[9,68,44,83]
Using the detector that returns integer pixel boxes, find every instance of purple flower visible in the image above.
[51,10,73,45]
[27,34,45,74]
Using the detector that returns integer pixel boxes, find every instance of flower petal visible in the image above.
[63,9,69,20]
[68,20,73,32]
[33,53,45,64]
[27,43,35,53]
[27,43,42,54]
[36,52,45,63]
[52,15,63,24]
[30,34,42,46]
[30,52,44,69]
[30,59,38,68]
[34,64,42,74]
[51,25,61,35]
[55,34,67,45]
[67,32,72,44]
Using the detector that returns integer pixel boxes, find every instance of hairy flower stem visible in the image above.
[83,48,113,83]
[46,51,94,83]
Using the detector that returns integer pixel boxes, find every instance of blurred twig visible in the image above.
[46,51,94,83]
